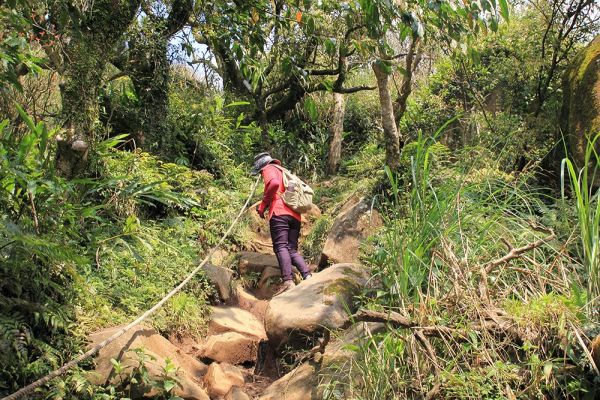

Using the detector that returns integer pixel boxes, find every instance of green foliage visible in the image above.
[50,348,186,399]
[153,292,210,341]
[0,1,598,398]
[0,2,43,90]
[268,119,329,180]
[0,111,88,392]
[335,118,595,398]
[302,214,333,263]
[165,74,259,179]
[0,105,253,395]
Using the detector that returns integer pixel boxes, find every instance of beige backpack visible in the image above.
[273,165,314,213]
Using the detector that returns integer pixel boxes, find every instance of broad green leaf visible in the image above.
[499,0,509,21]
[225,101,250,108]
[163,380,176,392]
[324,38,337,56]
[15,103,36,133]
[304,97,318,121]
[375,59,393,75]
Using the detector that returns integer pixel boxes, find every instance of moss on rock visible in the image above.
[562,35,600,166]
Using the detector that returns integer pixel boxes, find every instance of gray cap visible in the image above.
[250,152,281,176]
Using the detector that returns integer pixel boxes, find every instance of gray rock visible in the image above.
[259,322,386,400]
[237,251,280,275]
[203,262,233,301]
[209,306,267,340]
[225,386,251,400]
[199,331,260,364]
[264,263,369,347]
[87,325,209,400]
[320,196,382,267]
[203,362,244,398]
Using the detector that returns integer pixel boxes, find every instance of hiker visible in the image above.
[251,152,312,294]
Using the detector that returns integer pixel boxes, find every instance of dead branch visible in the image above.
[424,382,442,400]
[340,309,522,343]
[414,330,442,373]
[340,309,415,330]
[28,192,40,235]
[95,247,101,269]
[484,231,556,274]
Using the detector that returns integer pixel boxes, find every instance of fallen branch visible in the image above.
[338,309,522,343]
[414,330,442,373]
[484,230,556,274]
[340,309,415,330]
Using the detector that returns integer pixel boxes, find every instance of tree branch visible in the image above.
[307,83,376,93]
[484,230,556,274]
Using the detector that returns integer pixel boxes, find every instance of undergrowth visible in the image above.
[319,129,600,399]
[0,107,254,396]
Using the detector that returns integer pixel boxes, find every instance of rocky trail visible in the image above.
[87,196,383,400]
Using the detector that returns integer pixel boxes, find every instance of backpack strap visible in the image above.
[270,164,288,195]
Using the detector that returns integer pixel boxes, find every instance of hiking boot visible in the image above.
[274,280,296,296]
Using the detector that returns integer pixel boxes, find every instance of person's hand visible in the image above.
[256,204,265,219]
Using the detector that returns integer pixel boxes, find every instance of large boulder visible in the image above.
[591,335,600,371]
[225,386,251,400]
[319,196,382,267]
[200,331,260,364]
[202,262,233,302]
[237,251,279,275]
[315,322,387,396]
[264,263,369,347]
[209,306,267,339]
[562,35,600,168]
[87,325,209,400]
[203,362,244,398]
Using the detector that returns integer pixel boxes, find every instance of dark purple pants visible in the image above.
[269,215,310,281]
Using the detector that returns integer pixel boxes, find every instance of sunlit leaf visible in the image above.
[304,97,318,121]
[499,0,509,21]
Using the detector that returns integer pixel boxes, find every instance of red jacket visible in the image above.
[257,164,301,221]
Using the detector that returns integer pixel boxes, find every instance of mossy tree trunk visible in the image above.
[373,60,401,170]
[327,92,346,174]
[129,29,170,150]
[56,38,105,176]
[127,0,193,152]
[49,0,141,177]
[394,37,422,125]
[561,34,600,168]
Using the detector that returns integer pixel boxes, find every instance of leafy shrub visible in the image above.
[0,107,253,396]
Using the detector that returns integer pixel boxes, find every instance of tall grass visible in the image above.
[375,122,456,305]
[561,132,600,316]
[326,126,586,398]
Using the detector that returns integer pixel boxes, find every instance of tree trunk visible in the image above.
[52,0,140,177]
[373,61,401,170]
[327,92,346,174]
[394,37,422,125]
[56,38,104,177]
[129,30,170,150]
